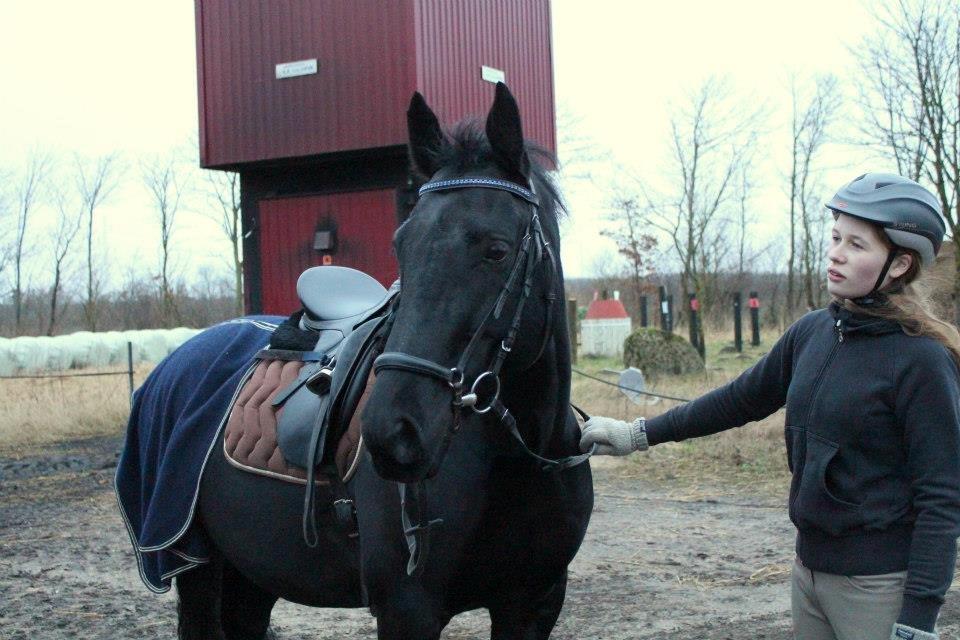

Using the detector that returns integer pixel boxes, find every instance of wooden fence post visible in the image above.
[733,292,743,352]
[749,291,761,346]
[689,293,705,360]
[127,341,135,408]
[658,286,669,332]
[567,298,578,365]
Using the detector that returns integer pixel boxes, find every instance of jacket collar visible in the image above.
[828,301,903,336]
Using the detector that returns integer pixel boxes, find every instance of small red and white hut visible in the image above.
[581,291,632,357]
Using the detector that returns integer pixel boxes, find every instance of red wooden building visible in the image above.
[194,0,557,314]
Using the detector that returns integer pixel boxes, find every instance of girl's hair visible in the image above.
[842,230,960,365]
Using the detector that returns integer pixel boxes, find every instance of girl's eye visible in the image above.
[484,241,511,263]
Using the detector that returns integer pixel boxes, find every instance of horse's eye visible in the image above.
[484,241,511,263]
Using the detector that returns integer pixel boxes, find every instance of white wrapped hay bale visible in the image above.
[164,328,201,356]
[0,327,204,375]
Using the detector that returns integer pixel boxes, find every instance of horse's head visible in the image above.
[361,83,563,483]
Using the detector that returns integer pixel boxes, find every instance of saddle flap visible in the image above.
[327,314,388,439]
[276,384,332,469]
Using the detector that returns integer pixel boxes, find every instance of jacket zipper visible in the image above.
[800,318,844,426]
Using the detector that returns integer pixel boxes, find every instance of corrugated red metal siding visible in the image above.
[196,0,417,168]
[257,190,398,314]
[195,0,555,168]
[413,0,556,156]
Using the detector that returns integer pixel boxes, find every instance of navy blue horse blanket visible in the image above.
[115,316,282,592]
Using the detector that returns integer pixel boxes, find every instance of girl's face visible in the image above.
[826,214,911,299]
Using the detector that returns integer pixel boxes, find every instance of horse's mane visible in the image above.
[436,121,567,225]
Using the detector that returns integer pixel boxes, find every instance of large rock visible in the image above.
[623,328,704,377]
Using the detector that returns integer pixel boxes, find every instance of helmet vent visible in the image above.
[875,181,894,188]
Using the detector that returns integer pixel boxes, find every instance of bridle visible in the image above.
[373,176,594,473]
[371,175,594,577]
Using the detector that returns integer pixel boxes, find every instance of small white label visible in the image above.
[276,58,318,80]
[661,301,669,313]
[481,65,506,84]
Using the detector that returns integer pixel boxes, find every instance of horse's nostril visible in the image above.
[388,418,422,465]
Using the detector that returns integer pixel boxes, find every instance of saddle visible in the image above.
[223,267,397,485]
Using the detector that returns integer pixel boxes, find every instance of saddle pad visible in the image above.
[223,359,368,484]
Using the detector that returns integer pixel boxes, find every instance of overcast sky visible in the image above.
[0,0,883,289]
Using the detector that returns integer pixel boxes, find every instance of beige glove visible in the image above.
[892,623,938,640]
[579,416,648,456]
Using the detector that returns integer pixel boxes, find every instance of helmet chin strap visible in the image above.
[852,249,899,306]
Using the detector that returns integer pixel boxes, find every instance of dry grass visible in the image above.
[0,364,155,451]
[572,328,791,497]
[0,327,790,495]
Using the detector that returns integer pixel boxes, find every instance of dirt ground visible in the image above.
[2,435,958,639]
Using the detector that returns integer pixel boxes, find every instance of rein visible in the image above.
[371,176,594,576]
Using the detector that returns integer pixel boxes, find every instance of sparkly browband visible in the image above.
[418,178,539,206]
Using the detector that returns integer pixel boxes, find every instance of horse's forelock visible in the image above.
[435,120,566,227]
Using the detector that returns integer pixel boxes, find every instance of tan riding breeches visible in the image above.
[791,557,907,640]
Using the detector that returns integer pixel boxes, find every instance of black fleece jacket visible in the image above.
[645,303,960,632]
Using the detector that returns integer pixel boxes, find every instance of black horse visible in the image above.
[176,84,594,639]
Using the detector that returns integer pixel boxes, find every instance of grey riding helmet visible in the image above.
[825,172,945,267]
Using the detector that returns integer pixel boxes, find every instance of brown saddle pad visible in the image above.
[223,359,369,484]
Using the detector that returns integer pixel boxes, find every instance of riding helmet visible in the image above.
[825,172,945,267]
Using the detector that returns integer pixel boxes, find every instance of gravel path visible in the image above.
[1,436,957,639]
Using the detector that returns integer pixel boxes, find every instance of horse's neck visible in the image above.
[501,334,576,457]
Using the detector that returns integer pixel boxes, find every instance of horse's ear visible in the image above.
[407,92,446,179]
[485,83,530,180]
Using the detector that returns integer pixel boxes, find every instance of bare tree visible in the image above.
[142,154,186,325]
[856,0,959,317]
[734,156,764,285]
[631,77,762,347]
[789,74,838,313]
[47,188,84,335]
[200,169,244,316]
[76,154,121,331]
[0,166,15,288]
[12,151,52,334]
[555,104,608,185]
[601,195,659,319]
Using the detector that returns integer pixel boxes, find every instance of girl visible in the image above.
[580,173,960,640]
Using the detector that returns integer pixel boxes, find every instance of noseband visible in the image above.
[373,177,593,472]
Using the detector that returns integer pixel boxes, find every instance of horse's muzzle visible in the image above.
[365,417,434,483]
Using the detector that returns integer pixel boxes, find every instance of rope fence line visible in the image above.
[0,371,130,380]
[0,344,686,409]
[571,367,692,403]
[0,341,137,408]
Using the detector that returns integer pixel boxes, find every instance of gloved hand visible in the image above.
[579,416,648,456]
[891,623,939,640]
